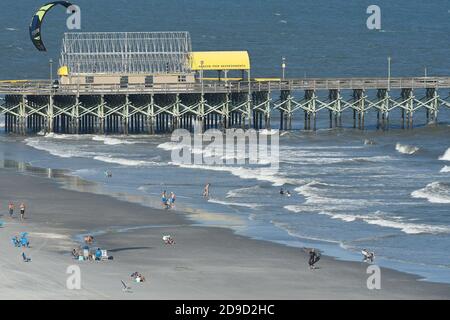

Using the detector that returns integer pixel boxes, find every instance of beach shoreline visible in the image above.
[1,165,450,299]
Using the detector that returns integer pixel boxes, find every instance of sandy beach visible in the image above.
[0,167,449,300]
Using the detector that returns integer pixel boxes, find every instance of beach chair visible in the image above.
[83,248,90,260]
[101,250,109,261]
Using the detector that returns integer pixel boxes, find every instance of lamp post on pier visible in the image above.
[281,57,286,80]
[387,56,391,91]
[49,59,53,84]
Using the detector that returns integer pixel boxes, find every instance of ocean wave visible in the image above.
[441,166,450,173]
[208,198,262,209]
[92,136,137,145]
[294,180,370,208]
[271,220,342,244]
[24,138,93,158]
[259,129,279,135]
[44,133,84,140]
[439,148,450,161]
[395,143,420,155]
[170,162,301,187]
[157,141,184,151]
[411,182,450,204]
[287,208,450,235]
[226,185,262,198]
[73,168,99,176]
[93,155,158,167]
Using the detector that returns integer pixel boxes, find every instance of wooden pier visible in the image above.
[1,77,450,134]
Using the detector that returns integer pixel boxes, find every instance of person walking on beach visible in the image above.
[19,203,25,221]
[169,192,176,208]
[203,183,210,198]
[308,248,320,270]
[8,202,14,218]
[161,191,168,208]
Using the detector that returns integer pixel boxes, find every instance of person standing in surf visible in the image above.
[203,183,211,198]
[161,191,168,208]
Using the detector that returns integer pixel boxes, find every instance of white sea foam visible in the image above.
[411,182,450,204]
[395,143,419,155]
[24,138,91,158]
[157,141,184,151]
[440,166,450,173]
[363,217,450,234]
[226,185,261,198]
[208,198,262,209]
[170,162,300,186]
[259,129,279,135]
[44,133,84,140]
[286,208,450,235]
[5,27,17,31]
[439,148,450,161]
[93,155,157,167]
[294,181,370,209]
[92,136,136,145]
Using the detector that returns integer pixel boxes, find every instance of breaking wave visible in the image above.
[169,162,301,187]
[208,198,262,209]
[92,136,137,145]
[439,148,450,161]
[440,166,450,173]
[93,155,158,167]
[283,207,450,234]
[411,182,450,204]
[395,143,419,155]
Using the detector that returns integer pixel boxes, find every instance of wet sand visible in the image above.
[0,168,449,299]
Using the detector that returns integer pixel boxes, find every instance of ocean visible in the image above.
[1,0,450,283]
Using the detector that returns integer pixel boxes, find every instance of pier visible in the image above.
[1,31,449,135]
[1,77,450,135]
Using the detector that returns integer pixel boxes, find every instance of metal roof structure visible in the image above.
[59,32,192,75]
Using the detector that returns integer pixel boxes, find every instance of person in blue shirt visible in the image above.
[95,248,102,260]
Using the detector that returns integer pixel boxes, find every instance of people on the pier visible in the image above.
[362,248,375,263]
[308,248,321,270]
[203,183,210,198]
[19,203,26,221]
